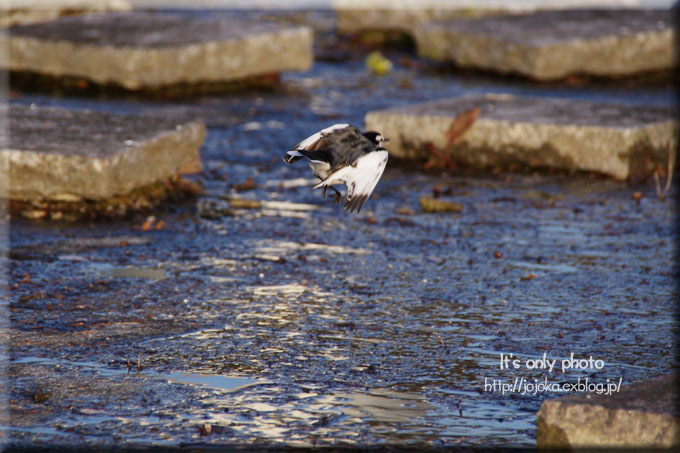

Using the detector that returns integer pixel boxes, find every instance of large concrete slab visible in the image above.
[333,1,672,36]
[537,373,679,448]
[2,11,313,90]
[3,0,131,26]
[2,104,206,201]
[335,4,493,36]
[415,9,674,80]
[365,94,676,181]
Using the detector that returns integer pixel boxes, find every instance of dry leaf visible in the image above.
[140,216,155,231]
[446,106,481,144]
[177,155,203,175]
[424,106,481,171]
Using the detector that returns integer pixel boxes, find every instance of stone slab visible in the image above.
[2,104,206,201]
[333,1,671,36]
[415,9,674,80]
[364,94,676,180]
[335,6,493,37]
[2,11,313,90]
[537,373,679,448]
[3,0,131,26]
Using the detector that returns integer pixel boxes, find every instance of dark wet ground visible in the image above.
[3,9,678,449]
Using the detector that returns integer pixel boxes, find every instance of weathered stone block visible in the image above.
[2,11,313,90]
[336,5,493,36]
[333,1,667,36]
[2,104,205,201]
[537,373,679,448]
[365,94,676,180]
[2,0,131,27]
[415,9,674,80]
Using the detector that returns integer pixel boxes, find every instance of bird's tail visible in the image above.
[282,150,303,164]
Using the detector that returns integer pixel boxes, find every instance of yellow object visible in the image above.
[365,51,393,76]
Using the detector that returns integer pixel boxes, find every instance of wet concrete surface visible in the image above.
[3,0,131,27]
[415,9,674,80]
[7,11,305,48]
[365,93,676,180]
[537,373,679,448]
[5,11,313,89]
[3,10,678,449]
[6,104,205,201]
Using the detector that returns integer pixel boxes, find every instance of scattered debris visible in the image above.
[419,196,463,213]
[20,210,48,220]
[396,207,415,216]
[234,177,257,192]
[230,199,262,210]
[632,191,645,204]
[33,388,50,403]
[432,184,454,198]
[199,423,212,436]
[197,199,235,219]
[365,51,393,76]
[654,142,676,201]
[385,217,416,227]
[140,216,156,231]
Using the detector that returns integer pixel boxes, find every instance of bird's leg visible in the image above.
[318,178,341,203]
[330,186,342,204]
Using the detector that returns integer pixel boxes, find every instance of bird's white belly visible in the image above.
[309,161,331,180]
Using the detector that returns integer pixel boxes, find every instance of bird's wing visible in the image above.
[283,124,351,164]
[293,123,349,151]
[313,150,388,213]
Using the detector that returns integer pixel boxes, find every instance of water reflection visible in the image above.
[162,371,265,392]
[325,389,432,423]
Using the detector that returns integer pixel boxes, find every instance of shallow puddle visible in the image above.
[99,265,169,280]
[162,371,266,392]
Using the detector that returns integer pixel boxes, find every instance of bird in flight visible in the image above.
[282,124,389,213]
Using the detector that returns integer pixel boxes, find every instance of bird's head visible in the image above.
[363,131,389,148]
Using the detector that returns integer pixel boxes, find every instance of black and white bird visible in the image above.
[282,124,389,213]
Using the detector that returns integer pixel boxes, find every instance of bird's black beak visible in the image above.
[383,137,390,142]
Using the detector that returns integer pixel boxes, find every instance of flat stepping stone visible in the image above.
[336,4,494,36]
[3,11,313,90]
[4,0,130,26]
[334,1,665,37]
[415,9,674,80]
[3,104,205,201]
[365,94,676,180]
[537,373,679,448]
